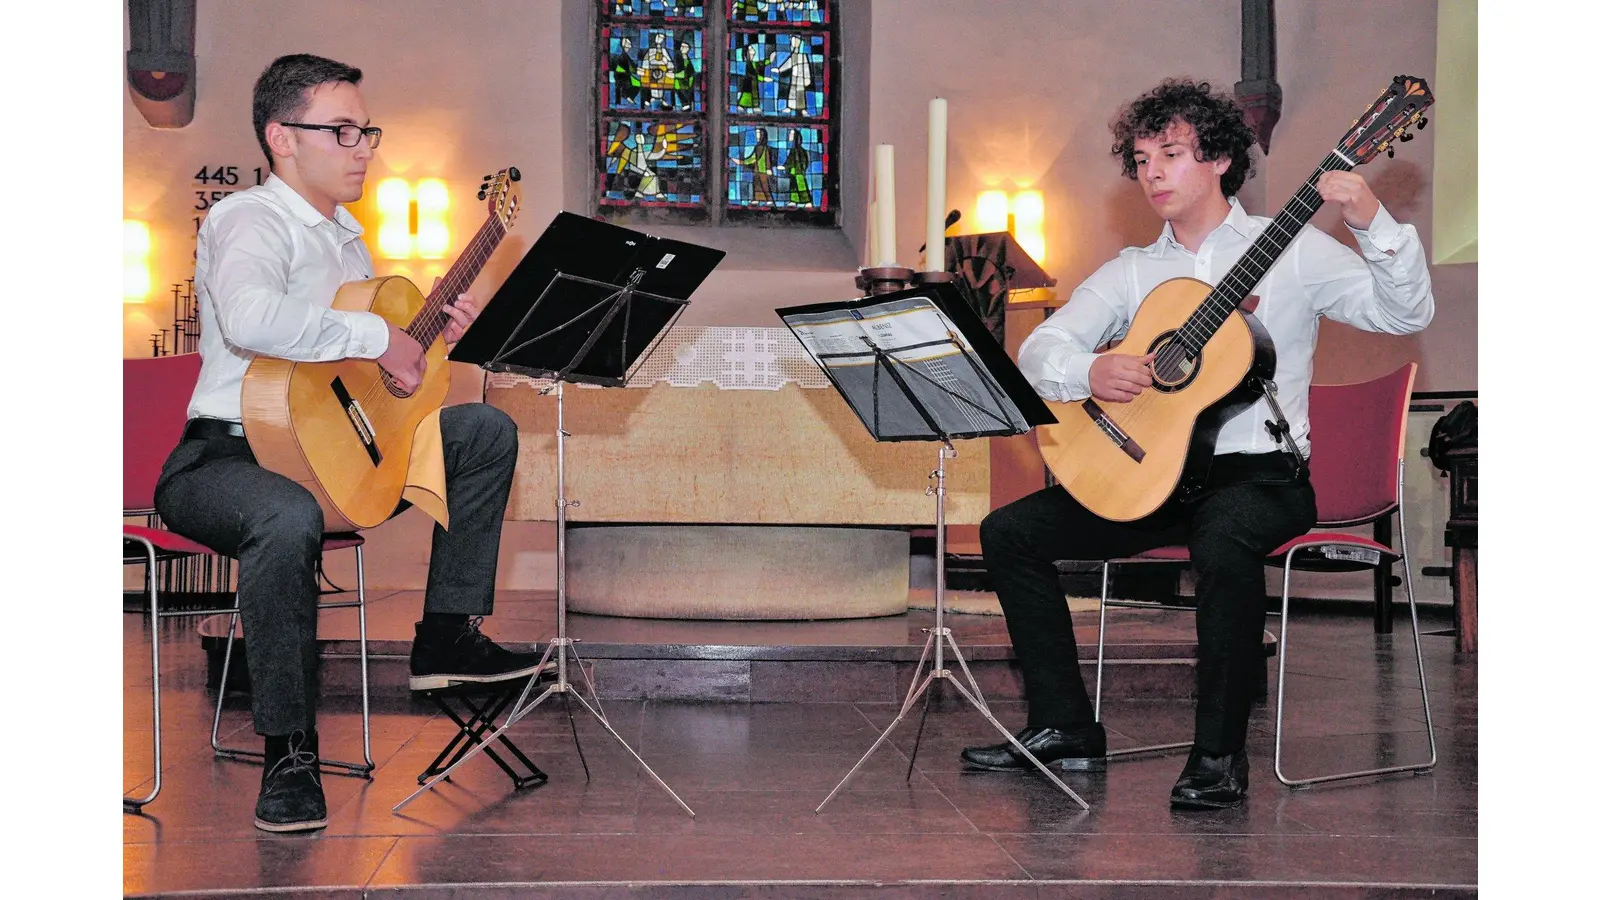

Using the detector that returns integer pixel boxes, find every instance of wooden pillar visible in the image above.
[1234,0,1282,155]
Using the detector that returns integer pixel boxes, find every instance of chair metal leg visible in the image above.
[1094,560,1193,759]
[1093,562,1110,722]
[1273,490,1438,787]
[125,539,163,812]
[211,544,375,777]
[353,546,373,771]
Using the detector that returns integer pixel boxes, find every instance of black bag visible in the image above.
[1425,400,1477,473]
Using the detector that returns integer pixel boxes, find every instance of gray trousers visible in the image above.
[153,403,519,736]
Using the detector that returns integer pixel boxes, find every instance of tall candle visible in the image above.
[867,200,880,267]
[873,144,896,266]
[925,98,948,272]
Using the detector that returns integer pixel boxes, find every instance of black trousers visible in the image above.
[153,403,519,736]
[980,452,1316,755]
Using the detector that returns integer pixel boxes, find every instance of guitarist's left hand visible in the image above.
[1315,171,1380,231]
[434,277,480,347]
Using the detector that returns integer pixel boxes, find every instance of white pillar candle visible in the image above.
[867,200,879,267]
[925,98,947,272]
[873,144,896,266]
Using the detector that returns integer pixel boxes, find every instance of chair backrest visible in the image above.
[124,354,202,513]
[1306,362,1417,527]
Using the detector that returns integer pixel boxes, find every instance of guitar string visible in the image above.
[359,216,501,412]
[357,212,508,417]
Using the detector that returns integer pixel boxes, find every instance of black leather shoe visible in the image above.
[254,730,328,833]
[960,723,1107,772]
[409,616,545,691]
[1169,746,1249,810]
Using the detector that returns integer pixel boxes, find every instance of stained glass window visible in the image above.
[727,31,826,118]
[596,0,836,225]
[729,0,827,26]
[606,0,706,18]
[726,125,826,210]
[602,26,704,113]
[602,120,705,207]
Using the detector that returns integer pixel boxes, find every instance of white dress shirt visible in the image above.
[186,175,392,421]
[1018,197,1434,459]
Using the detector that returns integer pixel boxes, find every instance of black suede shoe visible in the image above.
[959,723,1107,772]
[409,616,544,691]
[1170,746,1249,810]
[254,730,328,833]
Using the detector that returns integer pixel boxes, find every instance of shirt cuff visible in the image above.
[1349,203,1403,259]
[345,312,391,360]
[1033,351,1097,401]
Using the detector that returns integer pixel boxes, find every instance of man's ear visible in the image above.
[265,122,294,163]
[1212,154,1233,177]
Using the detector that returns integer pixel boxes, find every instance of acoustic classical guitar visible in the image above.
[241,168,522,531]
[1036,76,1433,521]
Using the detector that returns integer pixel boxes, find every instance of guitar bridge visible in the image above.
[1081,398,1146,463]
[331,377,383,467]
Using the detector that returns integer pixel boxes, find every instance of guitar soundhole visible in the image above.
[383,372,413,400]
[1149,330,1200,393]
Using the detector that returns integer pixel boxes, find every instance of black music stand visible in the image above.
[777,282,1088,813]
[394,213,724,816]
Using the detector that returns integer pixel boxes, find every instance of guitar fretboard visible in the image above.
[1173,151,1355,355]
[405,215,509,348]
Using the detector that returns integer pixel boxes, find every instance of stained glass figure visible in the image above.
[728,0,826,26]
[604,26,703,112]
[602,119,704,207]
[727,31,824,117]
[606,0,705,18]
[727,124,826,210]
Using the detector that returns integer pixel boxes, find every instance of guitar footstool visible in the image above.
[414,677,551,791]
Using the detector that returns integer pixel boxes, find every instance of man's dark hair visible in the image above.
[1110,78,1256,197]
[252,54,363,170]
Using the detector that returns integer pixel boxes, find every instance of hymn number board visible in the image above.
[189,164,267,256]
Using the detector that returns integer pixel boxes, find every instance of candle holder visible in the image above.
[912,270,954,285]
[855,265,916,296]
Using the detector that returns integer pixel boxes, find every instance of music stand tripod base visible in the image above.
[814,442,1089,813]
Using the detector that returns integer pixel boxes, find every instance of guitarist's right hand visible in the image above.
[376,324,427,395]
[1089,351,1156,403]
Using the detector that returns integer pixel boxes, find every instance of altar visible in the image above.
[485,326,991,619]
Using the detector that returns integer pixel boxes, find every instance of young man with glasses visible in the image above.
[153,54,542,833]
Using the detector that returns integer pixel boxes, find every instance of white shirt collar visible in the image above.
[1154,196,1256,252]
[262,173,365,238]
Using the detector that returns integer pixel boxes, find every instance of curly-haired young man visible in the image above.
[958,79,1434,809]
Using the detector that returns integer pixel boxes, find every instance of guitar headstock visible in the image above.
[1336,75,1434,165]
[478,167,522,231]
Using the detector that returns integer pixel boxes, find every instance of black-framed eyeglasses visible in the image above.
[280,122,383,149]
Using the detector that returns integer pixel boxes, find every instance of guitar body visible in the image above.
[1036,276,1276,522]
[242,276,450,531]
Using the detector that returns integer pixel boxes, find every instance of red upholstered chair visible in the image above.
[123,354,373,813]
[1089,363,1437,788]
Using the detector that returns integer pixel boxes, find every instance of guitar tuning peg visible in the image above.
[477,190,487,200]
[1417,116,1428,130]
[1386,147,1395,159]
[1399,132,1414,142]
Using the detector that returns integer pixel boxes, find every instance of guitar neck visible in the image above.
[1177,150,1355,352]
[405,216,507,346]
